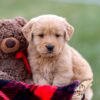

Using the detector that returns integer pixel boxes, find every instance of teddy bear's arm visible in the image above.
[0,71,14,80]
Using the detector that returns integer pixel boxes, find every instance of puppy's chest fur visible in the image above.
[28,46,73,84]
[29,55,58,83]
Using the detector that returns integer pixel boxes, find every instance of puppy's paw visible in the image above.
[71,83,84,100]
[72,79,93,100]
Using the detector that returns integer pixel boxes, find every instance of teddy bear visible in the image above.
[0,17,32,83]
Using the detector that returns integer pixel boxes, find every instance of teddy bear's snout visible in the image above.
[6,39,16,48]
[0,37,20,53]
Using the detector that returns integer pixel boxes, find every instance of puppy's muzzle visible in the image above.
[46,44,54,53]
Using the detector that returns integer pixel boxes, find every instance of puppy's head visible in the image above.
[22,15,74,57]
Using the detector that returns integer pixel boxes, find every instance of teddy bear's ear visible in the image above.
[14,16,27,27]
[22,20,33,42]
[63,19,74,41]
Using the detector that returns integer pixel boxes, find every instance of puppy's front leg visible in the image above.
[71,47,93,100]
[53,68,73,86]
[33,73,49,85]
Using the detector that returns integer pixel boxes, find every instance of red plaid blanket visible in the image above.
[0,80,79,100]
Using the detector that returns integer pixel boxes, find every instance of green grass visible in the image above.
[0,0,100,99]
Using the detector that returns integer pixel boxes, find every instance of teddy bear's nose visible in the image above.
[1,37,20,53]
[6,39,16,48]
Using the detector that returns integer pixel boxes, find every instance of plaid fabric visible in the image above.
[0,80,79,100]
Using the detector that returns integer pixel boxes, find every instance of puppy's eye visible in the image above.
[38,33,44,38]
[55,34,61,38]
[32,34,34,40]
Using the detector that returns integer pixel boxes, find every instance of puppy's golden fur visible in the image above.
[22,15,93,100]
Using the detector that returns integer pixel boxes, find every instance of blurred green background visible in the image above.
[0,0,100,99]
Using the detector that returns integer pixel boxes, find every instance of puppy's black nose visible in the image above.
[46,45,54,52]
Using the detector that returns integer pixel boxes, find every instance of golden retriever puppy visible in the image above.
[22,15,93,100]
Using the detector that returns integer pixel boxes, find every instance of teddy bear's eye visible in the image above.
[38,33,44,38]
[12,32,16,35]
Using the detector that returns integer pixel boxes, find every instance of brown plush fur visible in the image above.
[22,15,93,99]
[0,17,32,83]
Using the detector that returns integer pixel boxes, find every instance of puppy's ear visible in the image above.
[22,21,33,42]
[63,19,74,41]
